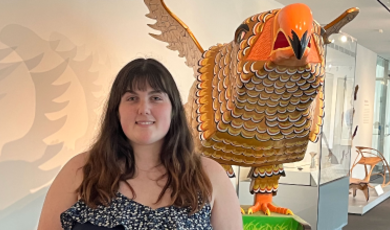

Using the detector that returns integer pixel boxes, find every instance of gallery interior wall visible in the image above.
[0,0,287,229]
[350,44,378,179]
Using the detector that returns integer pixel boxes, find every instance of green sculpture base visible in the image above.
[241,205,311,230]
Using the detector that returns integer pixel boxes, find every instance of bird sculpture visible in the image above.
[144,0,359,215]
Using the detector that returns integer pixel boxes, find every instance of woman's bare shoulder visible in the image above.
[37,152,89,230]
[49,151,89,196]
[58,152,86,177]
[200,156,226,176]
[200,157,243,229]
[64,152,89,172]
[200,156,229,192]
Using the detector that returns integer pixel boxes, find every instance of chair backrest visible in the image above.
[351,146,390,184]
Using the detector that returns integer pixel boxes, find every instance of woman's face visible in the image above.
[118,82,172,148]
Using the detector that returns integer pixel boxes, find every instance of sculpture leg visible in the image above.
[247,164,293,216]
[220,164,235,178]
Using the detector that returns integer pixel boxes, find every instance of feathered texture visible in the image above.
[144,0,359,207]
[188,9,325,167]
[144,0,203,76]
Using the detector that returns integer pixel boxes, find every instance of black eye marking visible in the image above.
[235,24,250,43]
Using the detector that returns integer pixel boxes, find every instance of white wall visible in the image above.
[350,44,378,179]
[0,0,284,229]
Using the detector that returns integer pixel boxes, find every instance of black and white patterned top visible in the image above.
[60,192,213,230]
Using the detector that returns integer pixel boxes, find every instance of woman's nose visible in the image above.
[137,100,151,115]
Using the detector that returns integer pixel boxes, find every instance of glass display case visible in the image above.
[236,32,357,230]
[314,32,357,185]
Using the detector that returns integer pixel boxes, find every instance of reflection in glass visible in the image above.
[371,57,389,177]
[318,33,357,184]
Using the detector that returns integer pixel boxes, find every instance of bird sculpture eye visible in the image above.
[236,30,246,43]
[234,24,249,44]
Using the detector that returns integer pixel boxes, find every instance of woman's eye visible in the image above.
[152,96,162,101]
[127,96,136,101]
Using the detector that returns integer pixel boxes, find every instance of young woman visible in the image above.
[38,58,243,230]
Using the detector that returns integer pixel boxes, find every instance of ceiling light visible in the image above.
[341,36,347,42]
[379,29,384,33]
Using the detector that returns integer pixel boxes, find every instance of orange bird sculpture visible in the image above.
[144,0,359,215]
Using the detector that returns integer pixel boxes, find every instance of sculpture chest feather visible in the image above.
[192,43,325,167]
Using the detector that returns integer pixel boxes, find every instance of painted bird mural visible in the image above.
[144,0,359,215]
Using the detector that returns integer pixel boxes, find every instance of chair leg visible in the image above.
[362,184,370,201]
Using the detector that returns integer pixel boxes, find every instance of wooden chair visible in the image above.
[349,146,390,201]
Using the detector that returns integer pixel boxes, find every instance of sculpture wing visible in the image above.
[322,7,359,44]
[144,0,203,76]
[308,22,326,142]
[308,86,325,142]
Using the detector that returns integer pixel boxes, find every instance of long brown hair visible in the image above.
[78,58,212,213]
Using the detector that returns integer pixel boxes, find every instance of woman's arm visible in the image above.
[37,153,86,230]
[201,157,243,230]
